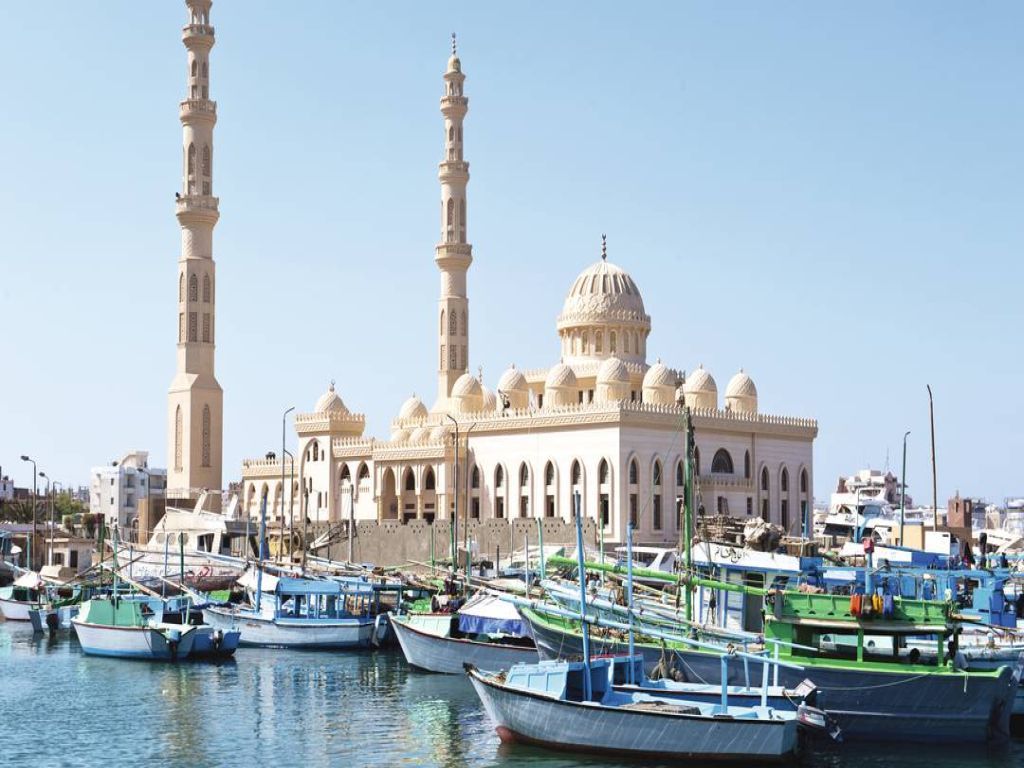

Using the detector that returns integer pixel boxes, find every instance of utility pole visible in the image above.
[900,431,910,546]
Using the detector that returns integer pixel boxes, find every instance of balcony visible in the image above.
[179,99,217,120]
[182,24,215,42]
[176,194,219,215]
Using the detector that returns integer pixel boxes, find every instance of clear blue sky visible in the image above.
[1,2,1022,505]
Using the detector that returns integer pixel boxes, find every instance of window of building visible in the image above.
[188,312,197,342]
[761,467,769,492]
[203,274,211,303]
[694,447,701,475]
[202,313,210,343]
[201,405,211,467]
[600,493,609,526]
[800,469,808,494]
[571,460,581,485]
[404,470,415,492]
[425,468,436,491]
[545,461,555,486]
[781,468,789,493]
[653,460,663,487]
[628,459,638,485]
[599,459,609,484]
[747,497,753,516]
[744,450,751,479]
[519,463,529,487]
[629,493,638,528]
[545,495,555,517]
[471,465,480,489]
[711,449,734,474]
[676,460,684,486]
[653,494,662,530]
[471,498,480,519]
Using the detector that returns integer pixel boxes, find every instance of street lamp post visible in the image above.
[283,448,294,562]
[446,414,459,567]
[20,455,37,570]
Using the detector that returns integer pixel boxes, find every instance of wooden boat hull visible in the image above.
[391,613,537,674]
[190,625,241,657]
[523,609,1017,743]
[71,620,197,660]
[114,550,241,592]
[202,606,377,649]
[28,604,79,632]
[468,668,798,762]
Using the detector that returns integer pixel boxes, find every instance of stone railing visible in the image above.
[556,309,651,327]
[179,99,217,117]
[439,95,468,109]
[176,195,219,214]
[182,23,215,38]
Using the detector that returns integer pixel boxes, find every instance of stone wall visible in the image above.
[322,517,603,569]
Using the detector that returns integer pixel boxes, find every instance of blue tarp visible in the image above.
[457,594,528,637]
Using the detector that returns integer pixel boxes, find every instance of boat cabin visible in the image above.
[505,658,611,703]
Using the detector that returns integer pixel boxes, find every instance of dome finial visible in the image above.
[451,32,457,56]
[329,378,335,392]
[601,233,607,261]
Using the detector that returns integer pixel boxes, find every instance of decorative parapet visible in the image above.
[331,437,375,460]
[239,457,290,479]
[694,474,755,492]
[556,308,651,329]
[295,409,366,437]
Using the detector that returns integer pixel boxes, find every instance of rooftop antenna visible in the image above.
[451,32,457,56]
[601,233,607,261]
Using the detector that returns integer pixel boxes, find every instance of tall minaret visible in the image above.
[167,0,223,510]
[434,34,473,411]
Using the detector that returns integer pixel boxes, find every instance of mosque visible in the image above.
[231,35,818,546]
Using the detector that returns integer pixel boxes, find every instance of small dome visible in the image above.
[726,369,757,398]
[398,394,428,422]
[642,359,677,406]
[545,362,578,390]
[497,364,528,393]
[447,55,461,73]
[597,356,630,384]
[430,425,450,442]
[314,382,348,414]
[497,364,529,410]
[685,365,717,394]
[642,360,675,389]
[391,428,411,443]
[725,369,758,414]
[409,426,431,444]
[451,373,482,398]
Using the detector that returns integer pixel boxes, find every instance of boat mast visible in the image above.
[683,405,694,623]
[256,493,267,612]
[927,385,938,530]
[573,490,592,701]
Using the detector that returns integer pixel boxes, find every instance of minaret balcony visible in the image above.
[182,24,215,44]
[176,195,220,221]
[179,99,217,120]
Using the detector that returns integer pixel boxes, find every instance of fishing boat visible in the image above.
[71,595,198,660]
[391,592,537,674]
[0,570,45,621]
[113,493,256,592]
[202,571,386,649]
[468,655,820,762]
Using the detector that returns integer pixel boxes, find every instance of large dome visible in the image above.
[557,239,652,367]
[450,373,483,414]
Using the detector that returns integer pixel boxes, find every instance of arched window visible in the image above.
[459,199,466,241]
[448,125,454,141]
[202,61,208,78]
[570,460,581,485]
[596,331,603,353]
[761,466,770,492]
[495,465,504,488]
[461,310,467,336]
[628,459,638,485]
[800,469,808,494]
[202,274,211,303]
[174,406,183,471]
[653,460,663,487]
[446,198,454,240]
[187,143,195,175]
[425,467,436,491]
[179,273,185,302]
[340,465,351,484]
[744,451,751,479]
[202,145,211,177]
[711,449,734,474]
[599,459,609,484]
[544,462,555,486]
[312,442,319,461]
[358,463,369,481]
[471,465,480,489]
[519,463,529,486]
[781,468,789,493]
[440,310,445,335]
[404,469,415,492]
[448,311,457,335]
[188,274,198,302]
[191,60,197,77]
[694,447,701,476]
[676,460,684,486]
[610,332,617,353]
[201,405,211,467]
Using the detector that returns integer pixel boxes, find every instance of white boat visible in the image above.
[468,656,816,761]
[391,593,537,674]
[203,573,384,648]
[71,596,198,660]
[612,545,676,586]
[114,494,256,592]
[0,571,45,621]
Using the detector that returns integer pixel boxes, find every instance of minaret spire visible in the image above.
[167,0,223,510]
[434,36,473,410]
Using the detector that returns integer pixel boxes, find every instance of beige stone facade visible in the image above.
[238,42,818,546]
[167,0,223,510]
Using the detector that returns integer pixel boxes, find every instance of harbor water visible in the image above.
[2,623,1022,768]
